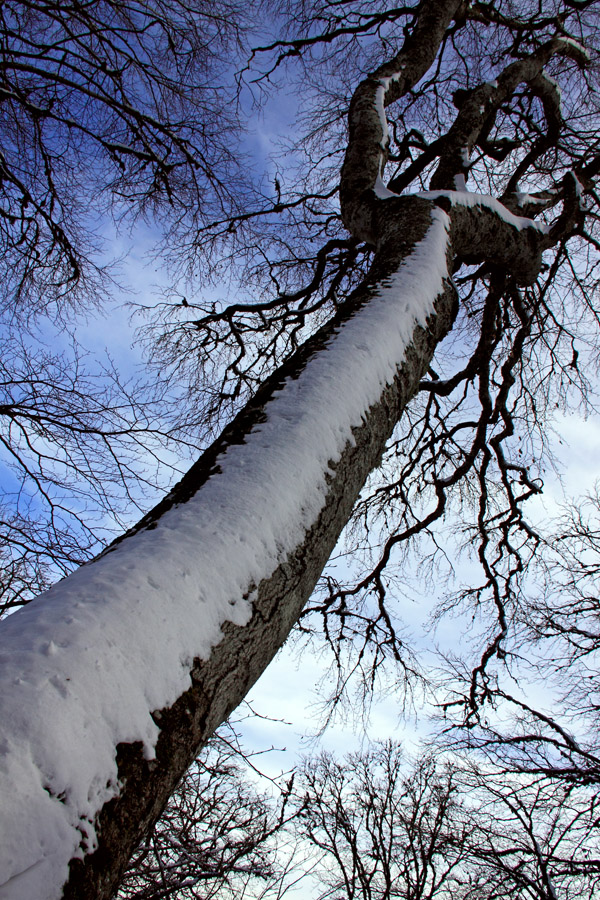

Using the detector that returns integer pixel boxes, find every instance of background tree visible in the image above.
[1,1,600,899]
[445,489,600,810]
[0,331,202,614]
[291,742,600,900]
[294,743,467,900]
[0,0,252,315]
[462,768,600,900]
[120,738,600,900]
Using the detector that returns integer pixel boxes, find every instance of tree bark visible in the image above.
[66,204,459,900]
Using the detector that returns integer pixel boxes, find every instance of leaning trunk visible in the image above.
[0,202,458,900]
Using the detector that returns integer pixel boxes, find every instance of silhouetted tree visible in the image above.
[294,743,600,900]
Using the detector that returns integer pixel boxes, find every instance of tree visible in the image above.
[0,0,251,314]
[0,1,599,898]
[0,329,199,615]
[292,742,600,900]
[294,743,467,900]
[461,768,600,900]
[445,489,600,794]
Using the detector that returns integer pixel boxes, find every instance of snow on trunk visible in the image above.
[0,209,451,900]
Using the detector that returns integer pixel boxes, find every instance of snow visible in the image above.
[0,210,451,899]
[374,70,405,150]
[418,189,549,233]
[515,191,550,207]
[571,171,584,202]
[541,71,562,103]
[371,181,545,239]
[374,174,397,199]
[556,35,590,62]
[374,81,389,148]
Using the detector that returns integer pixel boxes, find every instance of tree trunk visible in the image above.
[0,200,460,900]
